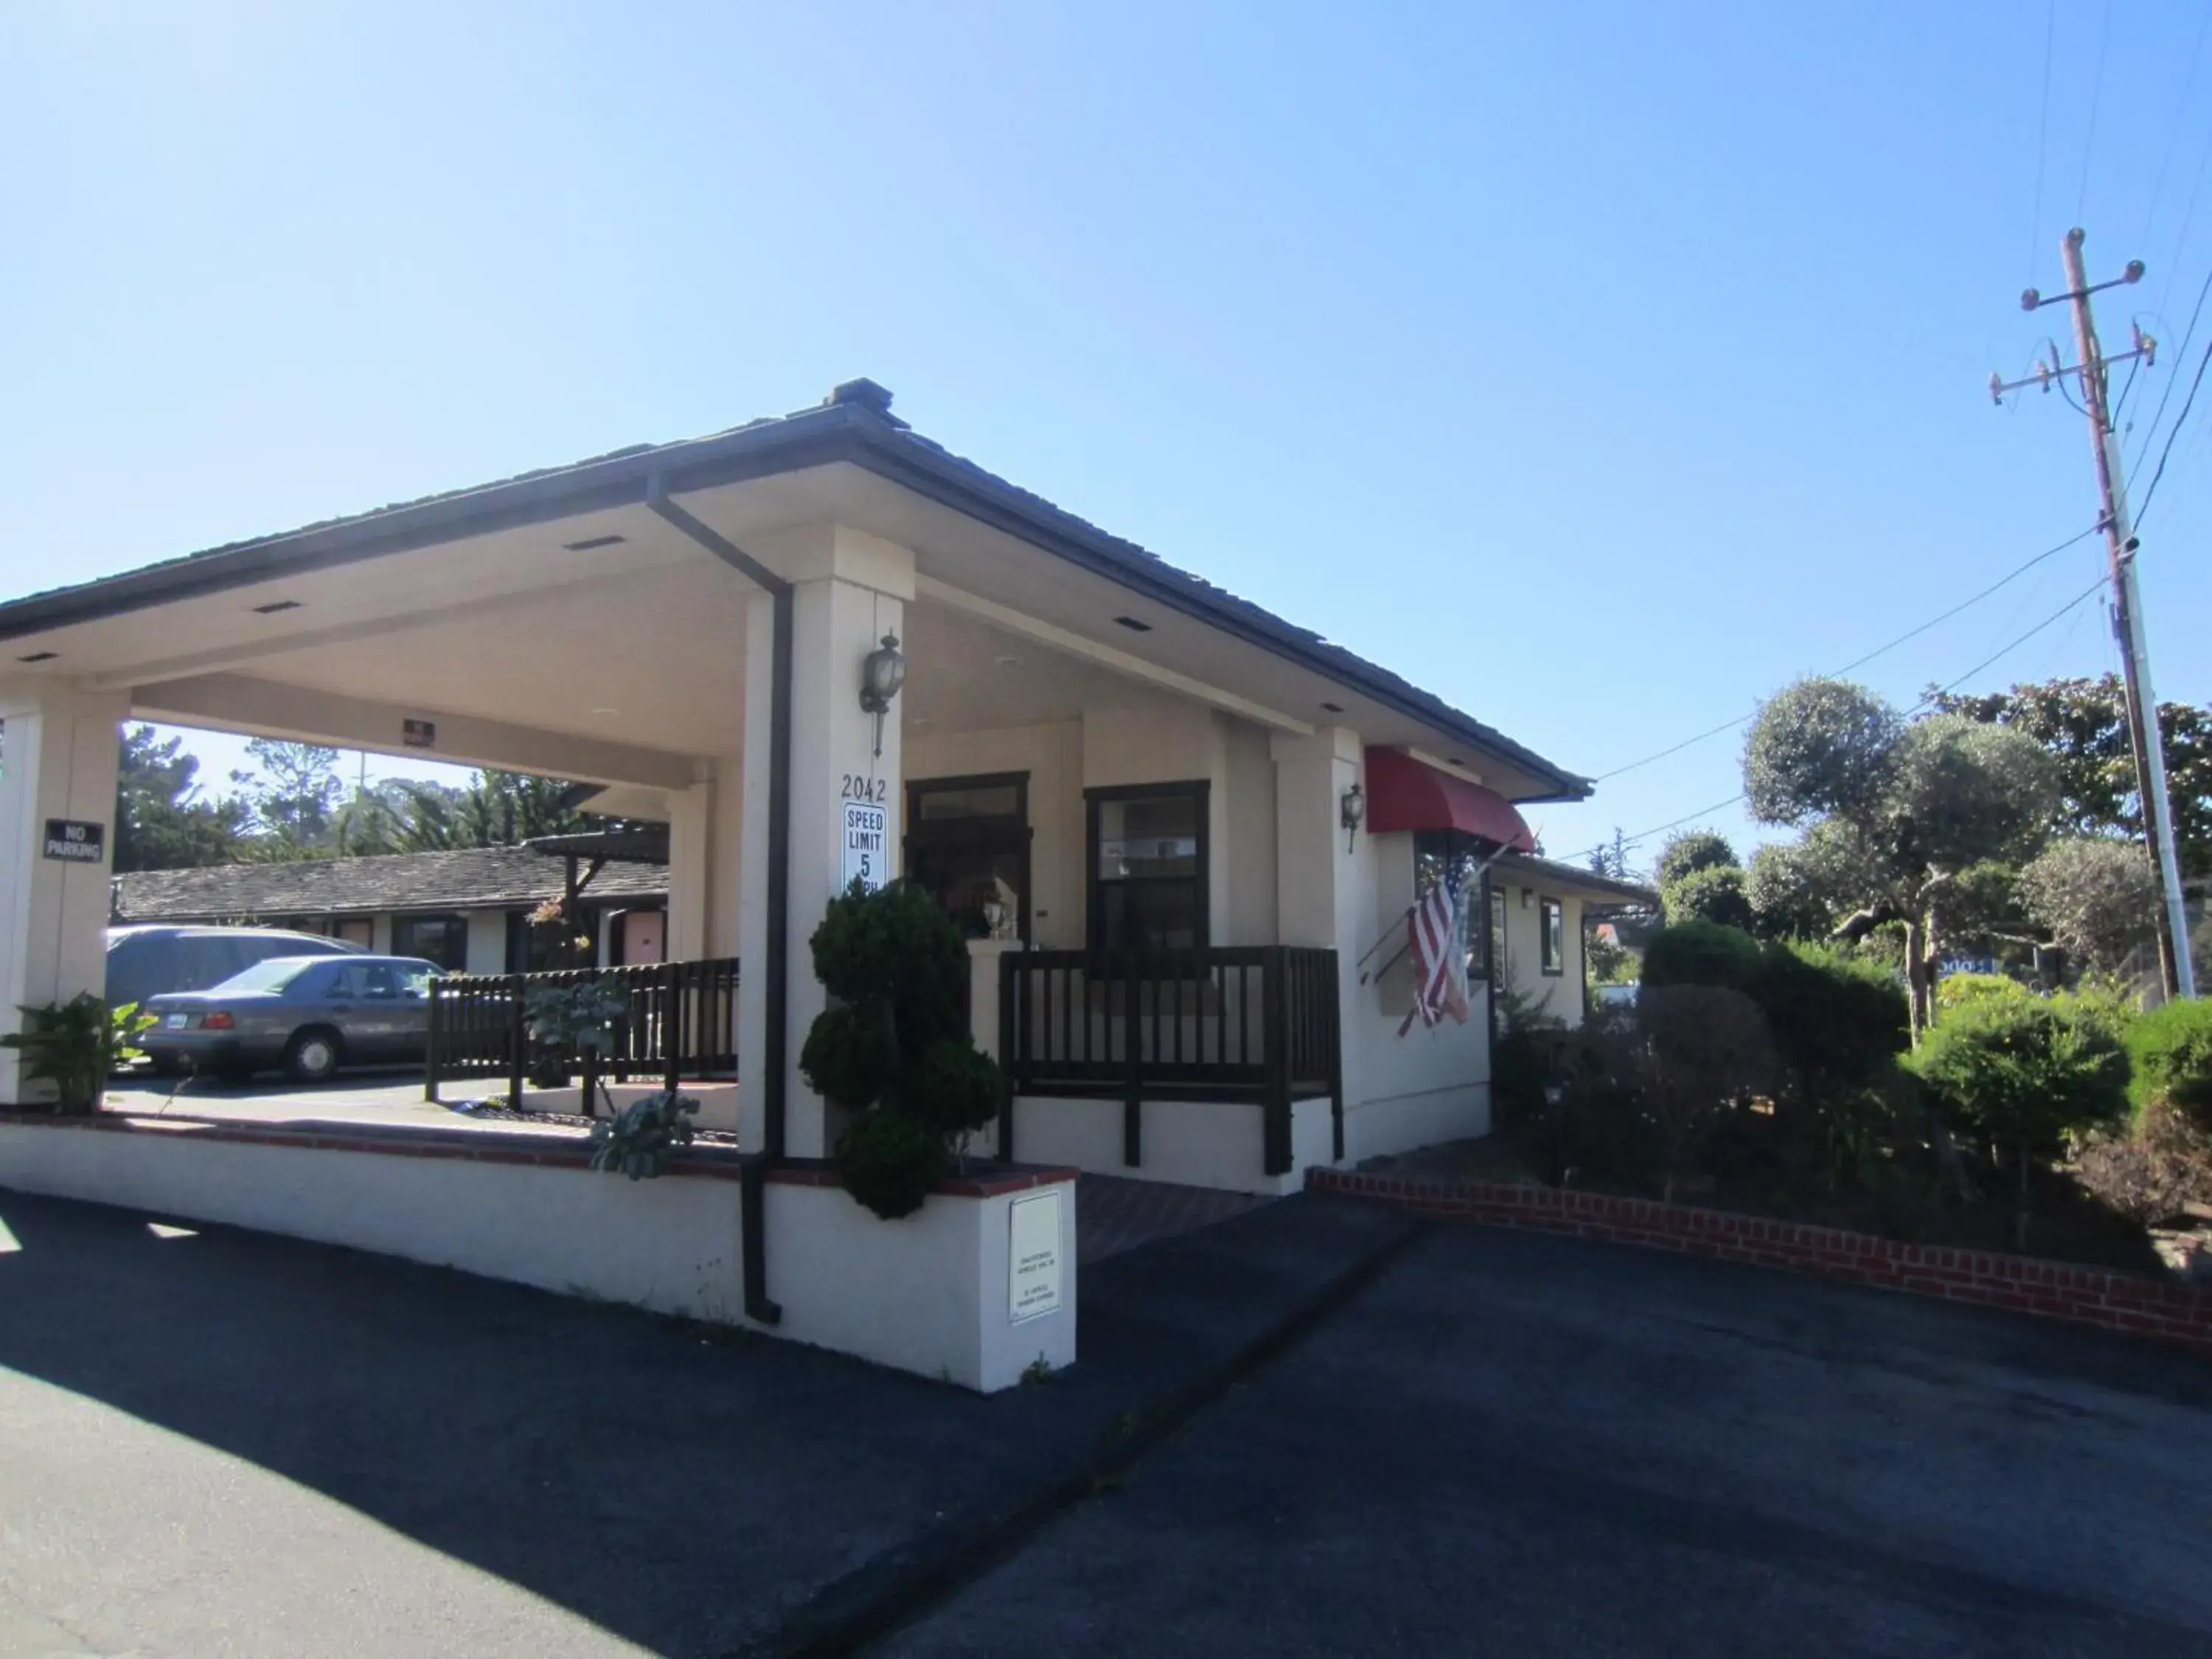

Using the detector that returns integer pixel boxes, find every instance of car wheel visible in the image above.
[284,1029,343,1085]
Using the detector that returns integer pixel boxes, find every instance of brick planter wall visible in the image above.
[1309,1169,2212,1356]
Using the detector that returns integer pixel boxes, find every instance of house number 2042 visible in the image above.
[841,774,886,804]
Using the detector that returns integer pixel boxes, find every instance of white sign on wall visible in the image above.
[1007,1189,1064,1325]
[842,799,888,893]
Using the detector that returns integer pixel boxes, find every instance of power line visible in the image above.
[2077,0,2114,222]
[2132,330,2212,528]
[1561,574,2111,867]
[1590,523,2099,782]
[2028,0,2057,282]
[2132,260,2212,471]
[2138,1,2212,252]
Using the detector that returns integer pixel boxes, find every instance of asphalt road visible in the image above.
[4,1179,2208,1658]
[885,1224,2212,1659]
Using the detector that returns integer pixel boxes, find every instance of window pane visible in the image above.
[1542,897,1564,971]
[911,845,1023,939]
[1097,793,1200,880]
[1099,879,1201,953]
[916,783,1020,821]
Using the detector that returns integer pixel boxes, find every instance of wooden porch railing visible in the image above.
[425,956,739,1109]
[997,946,1343,1175]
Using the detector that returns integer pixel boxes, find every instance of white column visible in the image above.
[732,528,915,1160]
[664,777,712,964]
[1272,725,1367,1128]
[0,685,127,1105]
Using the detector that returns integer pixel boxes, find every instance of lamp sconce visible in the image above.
[858,631,906,757]
[1340,780,1366,852]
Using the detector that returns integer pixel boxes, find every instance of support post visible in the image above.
[1262,948,1292,1176]
[2053,229,2196,998]
[507,974,526,1110]
[423,978,443,1104]
[997,952,1018,1163]
[1122,954,1143,1169]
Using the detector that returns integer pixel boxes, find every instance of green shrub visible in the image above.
[1748,941,1907,1095]
[1909,993,2131,1245]
[1933,971,2029,1021]
[1,995,153,1113]
[2127,996,2212,1129]
[1640,919,1764,992]
[803,880,1007,1220]
[1661,864,1755,931]
[831,1107,950,1220]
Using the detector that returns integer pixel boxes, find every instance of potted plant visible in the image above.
[800,880,1007,1219]
[524,980,630,1115]
[2,994,156,1115]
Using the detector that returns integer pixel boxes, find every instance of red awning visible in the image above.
[1362,747,1535,852]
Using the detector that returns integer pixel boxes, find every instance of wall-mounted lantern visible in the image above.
[859,631,905,757]
[1340,780,1366,852]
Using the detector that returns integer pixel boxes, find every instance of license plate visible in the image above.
[164,1013,188,1029]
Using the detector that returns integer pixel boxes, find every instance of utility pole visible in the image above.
[1993,228,2195,998]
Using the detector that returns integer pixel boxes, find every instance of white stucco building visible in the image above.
[0,380,1653,1381]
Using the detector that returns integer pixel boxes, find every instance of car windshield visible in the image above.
[209,957,321,995]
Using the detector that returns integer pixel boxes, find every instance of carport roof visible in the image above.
[1,380,1590,801]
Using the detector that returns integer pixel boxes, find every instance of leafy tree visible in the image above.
[1654,830,1736,890]
[112,725,248,872]
[2015,836,2161,978]
[1745,839,1836,941]
[1587,827,1634,881]
[1661,863,1754,931]
[234,739,342,858]
[1744,679,2056,1037]
[393,770,594,850]
[1928,674,2212,878]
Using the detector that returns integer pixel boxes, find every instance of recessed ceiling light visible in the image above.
[994,654,1020,667]
[590,707,620,717]
[16,650,56,664]
[563,534,627,552]
[1321,701,1344,714]
[1113,615,1153,633]
[251,599,302,615]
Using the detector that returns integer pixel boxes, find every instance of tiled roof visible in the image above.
[0,382,1589,798]
[111,846,668,924]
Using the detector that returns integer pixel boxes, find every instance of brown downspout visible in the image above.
[646,476,790,1326]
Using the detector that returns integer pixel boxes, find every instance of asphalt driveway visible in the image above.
[886,1224,2212,1658]
[1,1180,2207,1658]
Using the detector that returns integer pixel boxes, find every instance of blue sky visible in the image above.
[4,1,2207,870]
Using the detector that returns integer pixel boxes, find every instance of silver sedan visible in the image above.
[139,955,442,1084]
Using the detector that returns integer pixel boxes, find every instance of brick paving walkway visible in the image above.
[1077,1174,1272,1265]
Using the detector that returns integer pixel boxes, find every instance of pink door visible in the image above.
[622,909,665,964]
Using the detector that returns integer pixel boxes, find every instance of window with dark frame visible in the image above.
[1540,895,1565,975]
[1087,781,1208,953]
[1413,828,1493,981]
[393,912,469,972]
[905,772,1032,942]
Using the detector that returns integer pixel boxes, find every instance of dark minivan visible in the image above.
[105,925,363,1020]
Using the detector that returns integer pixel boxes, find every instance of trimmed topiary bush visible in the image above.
[1747,940,1908,1096]
[802,879,1007,1220]
[1661,864,1755,931]
[2127,996,2212,1130]
[1908,993,2131,1246]
[1639,919,1764,992]
[1933,971,2030,1022]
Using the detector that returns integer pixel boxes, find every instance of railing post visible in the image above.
[1262,948,1291,1176]
[1122,952,1143,1169]
[664,960,683,1095]
[997,952,1018,1164]
[507,974,526,1110]
[1326,950,1346,1162]
[423,978,444,1104]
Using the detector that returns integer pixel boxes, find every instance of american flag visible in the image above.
[1402,877,1470,1033]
